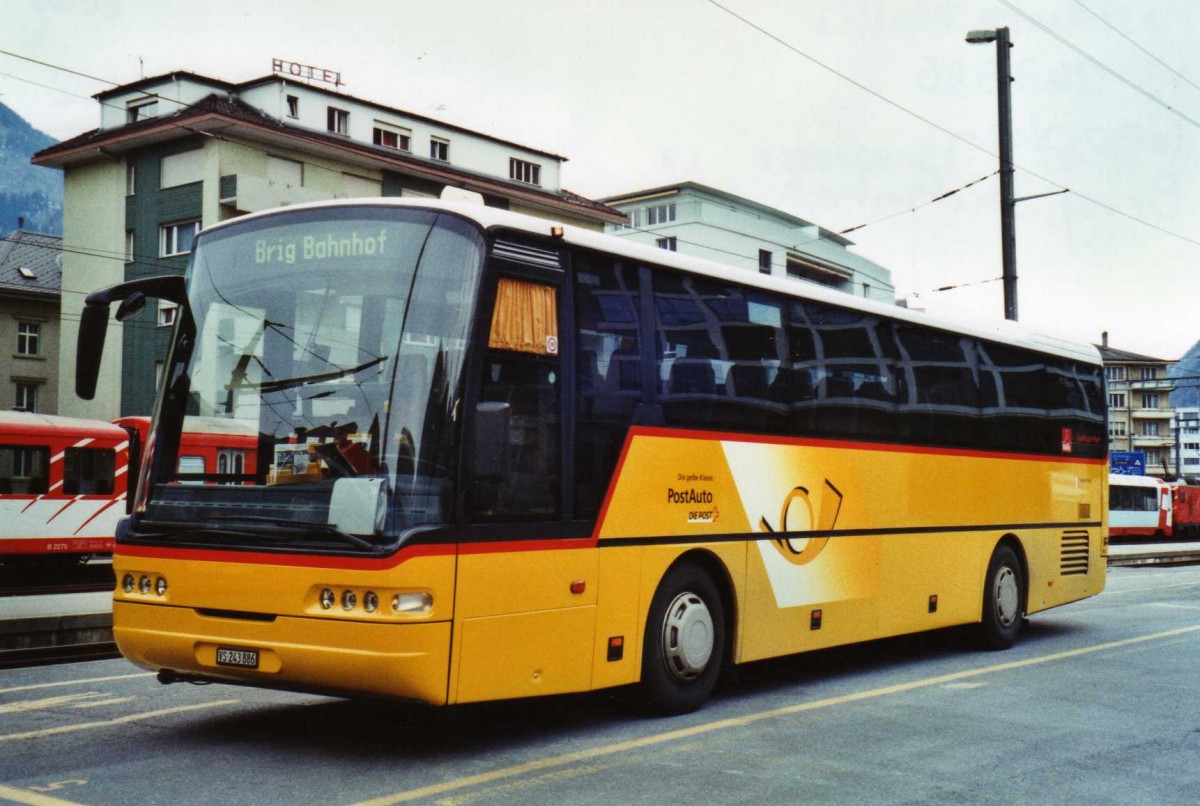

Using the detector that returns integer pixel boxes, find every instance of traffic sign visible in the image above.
[1110,451,1146,475]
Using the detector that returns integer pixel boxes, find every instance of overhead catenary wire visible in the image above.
[1069,0,1200,97]
[700,0,1200,251]
[998,0,1200,132]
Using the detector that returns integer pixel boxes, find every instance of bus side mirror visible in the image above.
[75,276,188,400]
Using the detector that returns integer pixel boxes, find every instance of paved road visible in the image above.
[1,565,1198,805]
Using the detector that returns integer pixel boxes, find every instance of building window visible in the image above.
[126,164,136,195]
[327,106,349,135]
[286,95,299,118]
[1105,366,1126,382]
[758,249,772,274]
[16,322,40,356]
[1143,393,1160,409]
[430,137,450,162]
[373,123,411,152]
[646,203,676,226]
[15,382,38,413]
[1109,422,1126,438]
[656,236,677,251]
[160,220,200,257]
[158,302,178,327]
[1109,393,1127,408]
[786,256,851,291]
[127,99,158,123]
[1141,367,1158,381]
[1142,422,1161,437]
[125,230,135,262]
[266,155,304,188]
[509,158,541,186]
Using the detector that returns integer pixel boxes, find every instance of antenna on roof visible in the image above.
[139,56,144,79]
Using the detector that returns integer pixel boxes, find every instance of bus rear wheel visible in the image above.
[977,543,1024,650]
[639,562,726,716]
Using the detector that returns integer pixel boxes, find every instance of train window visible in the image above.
[0,445,49,494]
[63,447,116,495]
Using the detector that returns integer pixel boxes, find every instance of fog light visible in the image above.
[139,575,151,595]
[342,590,357,611]
[155,577,168,596]
[392,592,433,613]
[122,573,135,593]
[319,588,334,609]
[364,591,379,613]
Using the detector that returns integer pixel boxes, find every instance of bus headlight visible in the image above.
[139,575,151,595]
[342,590,357,611]
[319,588,335,609]
[363,591,379,613]
[155,577,168,596]
[122,573,135,593]
[392,592,433,614]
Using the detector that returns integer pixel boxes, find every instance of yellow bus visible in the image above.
[77,199,1108,714]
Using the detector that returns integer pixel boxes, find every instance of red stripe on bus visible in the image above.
[0,537,113,555]
[116,542,455,570]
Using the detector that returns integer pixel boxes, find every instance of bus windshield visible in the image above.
[137,207,484,551]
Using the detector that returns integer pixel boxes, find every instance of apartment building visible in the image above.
[1099,334,1176,477]
[33,68,622,418]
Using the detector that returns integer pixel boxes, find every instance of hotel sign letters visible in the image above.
[272,59,342,87]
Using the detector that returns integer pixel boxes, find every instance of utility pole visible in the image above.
[994,27,1017,322]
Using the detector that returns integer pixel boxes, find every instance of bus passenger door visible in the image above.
[452,273,598,704]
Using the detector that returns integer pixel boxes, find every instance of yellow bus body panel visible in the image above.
[112,550,457,703]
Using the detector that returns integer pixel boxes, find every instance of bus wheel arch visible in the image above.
[639,552,733,715]
[977,536,1027,650]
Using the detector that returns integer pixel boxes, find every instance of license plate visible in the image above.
[216,647,259,669]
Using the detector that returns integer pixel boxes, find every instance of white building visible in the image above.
[600,182,895,303]
[34,68,623,419]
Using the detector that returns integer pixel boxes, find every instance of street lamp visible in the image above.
[966,27,1018,321]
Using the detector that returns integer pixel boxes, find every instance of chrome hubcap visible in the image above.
[994,566,1019,627]
[661,591,714,681]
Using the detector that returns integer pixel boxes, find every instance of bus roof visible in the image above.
[198,197,1103,366]
[0,410,129,441]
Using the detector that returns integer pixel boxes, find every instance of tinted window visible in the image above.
[576,255,644,517]
[0,445,49,495]
[64,447,116,495]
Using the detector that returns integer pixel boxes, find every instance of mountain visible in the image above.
[1170,339,1200,408]
[0,101,62,235]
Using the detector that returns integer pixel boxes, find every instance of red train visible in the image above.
[1172,484,1200,539]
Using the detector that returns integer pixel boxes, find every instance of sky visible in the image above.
[3,0,1199,360]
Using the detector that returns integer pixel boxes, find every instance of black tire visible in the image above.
[639,562,726,716]
[977,543,1024,650]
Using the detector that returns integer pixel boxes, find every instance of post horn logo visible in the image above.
[759,479,844,565]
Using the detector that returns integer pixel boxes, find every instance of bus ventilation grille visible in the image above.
[1060,530,1091,576]
[492,239,561,271]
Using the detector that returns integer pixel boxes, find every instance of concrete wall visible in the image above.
[58,161,127,420]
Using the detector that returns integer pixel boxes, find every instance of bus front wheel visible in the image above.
[977,543,1024,650]
[639,563,726,715]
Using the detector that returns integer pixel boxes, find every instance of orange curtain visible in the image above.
[487,278,558,355]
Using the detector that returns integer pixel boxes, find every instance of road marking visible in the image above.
[352,623,1200,806]
[1146,602,1200,611]
[71,697,137,709]
[0,784,85,806]
[0,700,241,744]
[0,694,103,715]
[0,674,153,696]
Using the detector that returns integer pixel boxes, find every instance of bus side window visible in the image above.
[470,277,561,521]
[575,255,643,518]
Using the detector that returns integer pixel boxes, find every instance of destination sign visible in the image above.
[254,228,390,265]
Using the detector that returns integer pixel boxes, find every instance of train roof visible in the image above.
[0,410,128,441]
[1109,474,1167,487]
[198,197,1103,366]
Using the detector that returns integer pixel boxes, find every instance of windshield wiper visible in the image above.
[209,515,381,551]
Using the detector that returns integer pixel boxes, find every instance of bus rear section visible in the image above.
[1108,473,1171,538]
[0,411,129,568]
